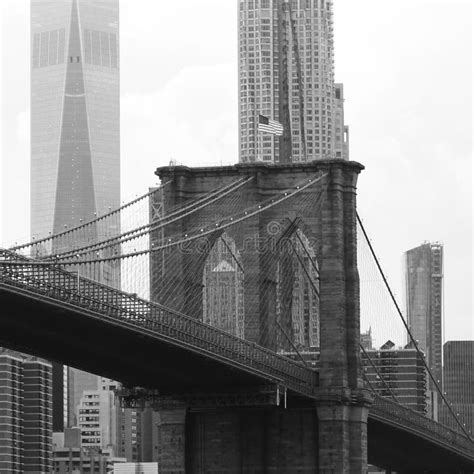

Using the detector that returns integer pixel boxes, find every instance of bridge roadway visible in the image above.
[0,251,473,472]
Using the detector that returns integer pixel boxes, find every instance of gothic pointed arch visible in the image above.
[202,232,245,337]
[275,227,320,353]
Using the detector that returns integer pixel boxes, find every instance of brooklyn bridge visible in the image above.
[1,160,473,472]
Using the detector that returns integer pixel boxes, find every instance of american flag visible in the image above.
[257,114,284,136]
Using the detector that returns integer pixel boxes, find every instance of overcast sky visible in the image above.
[0,1,472,343]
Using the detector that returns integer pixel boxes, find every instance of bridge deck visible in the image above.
[0,253,316,398]
[0,251,473,467]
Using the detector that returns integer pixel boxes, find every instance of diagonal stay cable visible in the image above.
[359,342,399,404]
[220,234,245,275]
[270,219,311,368]
[294,228,321,281]
[357,212,473,441]
[56,173,328,265]
[11,182,171,252]
[47,176,254,260]
[287,238,320,298]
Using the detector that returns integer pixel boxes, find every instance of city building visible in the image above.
[238,0,349,163]
[201,230,319,351]
[52,428,126,473]
[113,462,159,473]
[117,406,142,462]
[277,231,320,351]
[334,83,349,159]
[30,0,120,432]
[362,340,428,414]
[360,327,373,350]
[68,368,100,427]
[22,358,53,472]
[77,384,118,453]
[137,407,161,462]
[0,349,52,473]
[403,242,443,397]
[440,341,474,434]
[0,351,23,473]
[202,233,245,337]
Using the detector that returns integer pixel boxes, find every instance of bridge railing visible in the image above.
[0,250,317,398]
[371,394,474,455]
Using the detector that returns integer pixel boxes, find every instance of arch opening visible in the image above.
[276,228,320,354]
[202,232,245,338]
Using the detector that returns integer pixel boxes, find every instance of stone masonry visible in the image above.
[153,160,371,473]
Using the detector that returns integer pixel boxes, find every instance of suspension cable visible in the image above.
[359,343,399,404]
[356,212,472,440]
[46,177,253,260]
[55,173,328,265]
[11,182,171,252]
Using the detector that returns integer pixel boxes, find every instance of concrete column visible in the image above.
[156,408,187,473]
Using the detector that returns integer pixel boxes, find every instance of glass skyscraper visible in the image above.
[31,0,120,432]
[31,0,120,243]
[238,0,349,163]
[403,242,444,394]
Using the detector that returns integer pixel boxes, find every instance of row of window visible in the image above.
[83,29,118,68]
[32,29,66,68]
[241,0,329,12]
[32,28,118,69]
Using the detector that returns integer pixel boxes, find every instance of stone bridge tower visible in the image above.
[153,160,372,472]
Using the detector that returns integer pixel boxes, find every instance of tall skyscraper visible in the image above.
[30,0,120,431]
[441,341,474,434]
[403,242,443,394]
[238,0,349,163]
[0,351,23,473]
[0,349,53,473]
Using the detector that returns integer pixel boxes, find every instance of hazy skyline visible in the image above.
[0,0,472,342]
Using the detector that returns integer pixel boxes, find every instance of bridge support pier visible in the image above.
[316,388,372,473]
[154,401,374,472]
[156,407,187,473]
[153,161,372,472]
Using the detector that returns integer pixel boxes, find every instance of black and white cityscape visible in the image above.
[0,1,472,473]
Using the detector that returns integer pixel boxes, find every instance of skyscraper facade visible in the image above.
[22,358,53,472]
[403,242,443,394]
[202,234,245,338]
[441,341,474,434]
[30,0,120,432]
[52,427,127,473]
[361,341,428,414]
[31,0,120,243]
[77,390,118,452]
[238,0,349,163]
[0,351,23,473]
[0,350,52,473]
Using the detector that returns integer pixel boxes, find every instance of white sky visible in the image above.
[0,1,472,342]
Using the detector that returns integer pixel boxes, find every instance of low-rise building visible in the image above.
[52,428,126,473]
[362,340,428,414]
